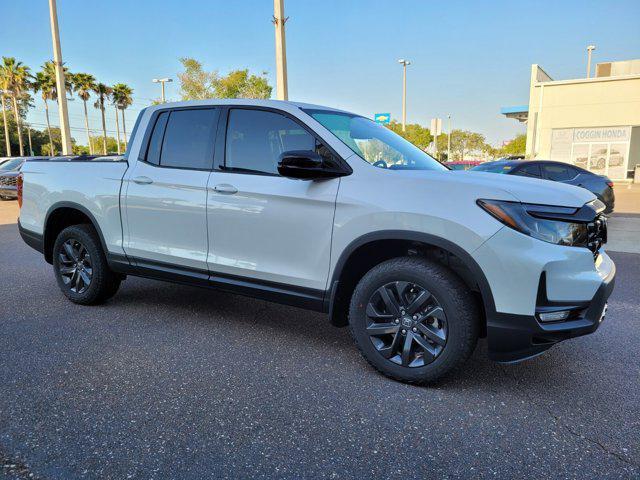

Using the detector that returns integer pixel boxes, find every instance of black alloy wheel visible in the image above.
[57,238,93,294]
[366,281,447,367]
[52,224,121,305]
[348,256,479,384]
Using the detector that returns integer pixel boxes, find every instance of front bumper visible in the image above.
[487,256,615,362]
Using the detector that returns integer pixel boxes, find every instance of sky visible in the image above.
[3,0,640,146]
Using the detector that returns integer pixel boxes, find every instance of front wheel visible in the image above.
[52,224,121,305]
[349,256,479,384]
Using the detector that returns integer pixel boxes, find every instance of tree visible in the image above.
[177,57,216,100]
[499,133,526,157]
[0,63,12,156]
[449,129,486,161]
[33,63,57,155]
[71,73,97,154]
[385,120,432,150]
[112,83,133,148]
[177,57,273,100]
[214,69,272,99]
[93,83,112,155]
[0,112,75,156]
[1,57,31,156]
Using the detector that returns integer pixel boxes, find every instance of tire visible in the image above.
[52,224,121,305]
[348,256,479,385]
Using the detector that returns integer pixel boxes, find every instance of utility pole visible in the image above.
[26,124,34,156]
[398,59,411,132]
[153,78,172,103]
[273,0,289,100]
[586,45,596,78]
[48,0,73,155]
[447,114,451,162]
[114,104,121,155]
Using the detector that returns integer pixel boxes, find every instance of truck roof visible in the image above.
[146,98,354,115]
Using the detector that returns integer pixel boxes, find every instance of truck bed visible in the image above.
[19,157,130,256]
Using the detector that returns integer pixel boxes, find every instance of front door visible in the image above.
[206,108,339,291]
[123,108,219,272]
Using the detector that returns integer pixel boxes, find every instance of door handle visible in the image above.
[132,176,153,185]
[211,183,238,194]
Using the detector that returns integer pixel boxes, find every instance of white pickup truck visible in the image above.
[17,99,615,384]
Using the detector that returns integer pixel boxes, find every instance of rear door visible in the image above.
[511,163,542,179]
[541,163,579,185]
[206,107,340,291]
[123,108,219,272]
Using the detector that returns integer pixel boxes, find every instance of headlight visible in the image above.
[477,199,589,246]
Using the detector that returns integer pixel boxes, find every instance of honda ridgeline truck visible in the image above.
[17,100,615,384]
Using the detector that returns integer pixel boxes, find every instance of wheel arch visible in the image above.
[326,230,496,331]
[43,202,109,264]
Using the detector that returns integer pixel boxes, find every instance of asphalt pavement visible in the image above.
[1,203,639,479]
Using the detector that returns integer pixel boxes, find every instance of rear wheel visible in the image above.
[52,224,121,305]
[349,256,479,384]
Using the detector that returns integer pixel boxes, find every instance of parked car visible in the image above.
[0,157,26,200]
[471,160,615,213]
[17,100,614,384]
[446,161,482,171]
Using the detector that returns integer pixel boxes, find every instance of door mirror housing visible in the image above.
[277,150,347,180]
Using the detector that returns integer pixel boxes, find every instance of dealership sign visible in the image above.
[573,126,631,142]
[374,113,391,124]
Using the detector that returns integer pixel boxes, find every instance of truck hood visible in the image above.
[395,169,596,208]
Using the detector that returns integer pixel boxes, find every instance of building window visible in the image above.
[550,126,631,180]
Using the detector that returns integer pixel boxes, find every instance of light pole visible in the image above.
[398,59,411,132]
[48,0,73,155]
[26,124,34,156]
[447,114,451,162]
[272,0,289,100]
[152,78,172,103]
[586,45,596,78]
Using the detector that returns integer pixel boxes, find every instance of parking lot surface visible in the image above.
[1,200,639,479]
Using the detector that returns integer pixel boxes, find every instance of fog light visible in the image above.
[538,310,571,322]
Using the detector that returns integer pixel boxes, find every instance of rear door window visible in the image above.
[513,163,542,178]
[145,111,169,166]
[542,163,573,181]
[158,109,219,169]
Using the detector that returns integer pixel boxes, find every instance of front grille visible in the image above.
[0,176,17,187]
[586,214,607,258]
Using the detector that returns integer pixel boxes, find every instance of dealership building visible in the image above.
[502,59,640,180]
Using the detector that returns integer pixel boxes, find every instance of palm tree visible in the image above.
[112,83,133,149]
[71,73,97,154]
[33,64,57,155]
[93,83,112,154]
[0,64,12,156]
[1,57,31,156]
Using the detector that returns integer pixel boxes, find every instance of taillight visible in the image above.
[606,181,614,188]
[16,173,23,208]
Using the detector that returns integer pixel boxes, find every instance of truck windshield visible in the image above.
[304,109,446,171]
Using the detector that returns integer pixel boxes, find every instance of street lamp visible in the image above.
[398,59,411,132]
[586,45,596,78]
[152,78,173,103]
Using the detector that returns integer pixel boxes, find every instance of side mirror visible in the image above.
[278,150,345,180]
